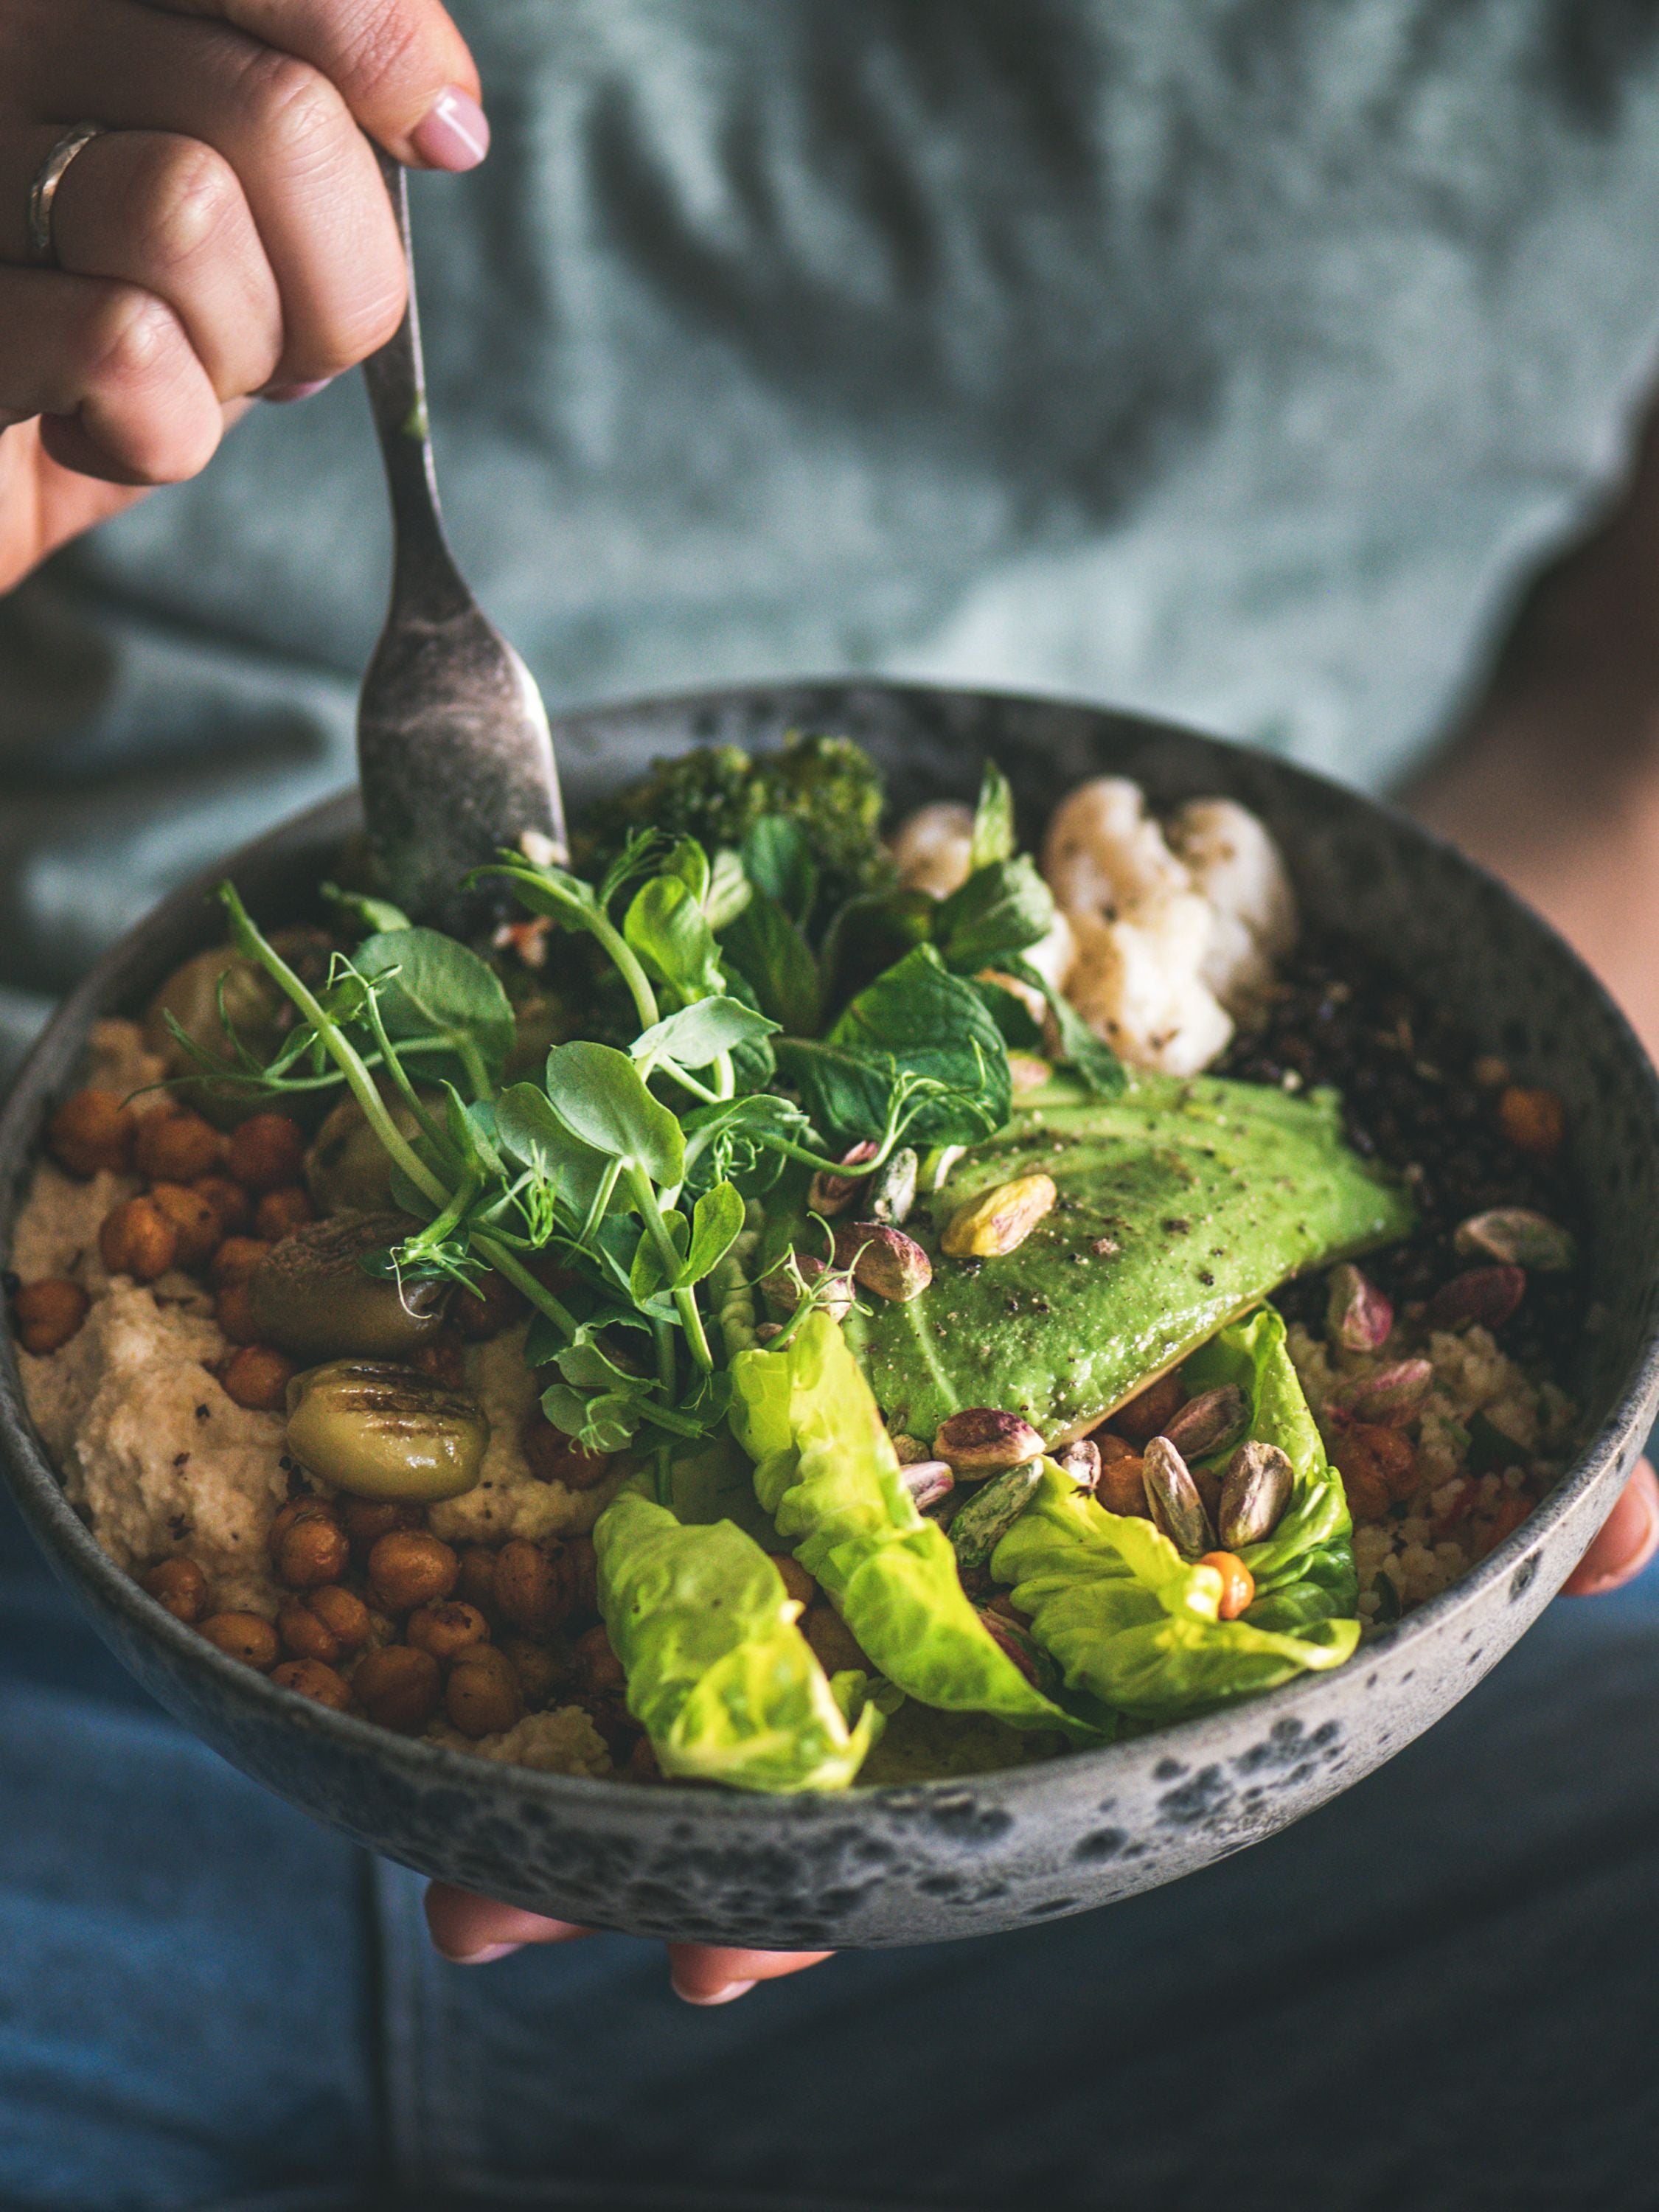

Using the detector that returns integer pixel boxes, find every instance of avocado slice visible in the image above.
[832,1072,1415,1447]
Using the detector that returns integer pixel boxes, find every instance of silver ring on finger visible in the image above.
[27,123,109,269]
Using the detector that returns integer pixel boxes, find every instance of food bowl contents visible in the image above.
[6,740,1583,1789]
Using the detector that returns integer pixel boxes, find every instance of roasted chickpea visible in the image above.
[142,1556,208,1624]
[285,1360,488,1503]
[272,1658,352,1710]
[11,1278,89,1355]
[445,1644,524,1737]
[133,1109,223,1185]
[267,1495,336,1557]
[254,1185,316,1242]
[411,1329,467,1391]
[250,1217,447,1363]
[1335,1424,1417,1521]
[407,1600,491,1665]
[572,1622,626,1697]
[352,1644,442,1733]
[455,1543,498,1614]
[220,1344,298,1413]
[194,1175,254,1237]
[774,1554,816,1609]
[493,1538,564,1636]
[210,1237,271,1290]
[453,1271,523,1341]
[1498,1084,1567,1162]
[367,1529,459,1613]
[226,1113,307,1194]
[801,1606,869,1677]
[49,1088,137,1178]
[100,1197,178,1282]
[1110,1370,1186,1444]
[1094,1450,1150,1519]
[149,1182,222,1270]
[500,1633,568,1708]
[273,1506,352,1590]
[521,1415,615,1491]
[307,1583,373,1651]
[279,1585,372,1665]
[215,1284,260,1345]
[1200,1551,1256,1621]
[199,1611,279,1669]
[341,1498,426,1561]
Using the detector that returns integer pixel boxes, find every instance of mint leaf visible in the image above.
[969,759,1016,869]
[742,815,818,927]
[720,888,821,1035]
[827,945,1012,1141]
[935,855,1054,975]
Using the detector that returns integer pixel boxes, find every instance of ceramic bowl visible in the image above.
[4,681,1658,1950]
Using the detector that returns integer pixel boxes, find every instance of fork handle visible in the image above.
[361,147,471,622]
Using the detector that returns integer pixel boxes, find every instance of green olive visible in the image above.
[248,1213,447,1361]
[305,1090,439,1217]
[145,929,334,1128]
[285,1360,489,1502]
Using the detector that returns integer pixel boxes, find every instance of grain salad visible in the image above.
[6,739,1586,1789]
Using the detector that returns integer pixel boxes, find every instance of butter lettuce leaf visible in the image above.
[594,1484,881,1790]
[1180,1304,1357,1630]
[730,1312,1104,1741]
[992,1309,1359,1721]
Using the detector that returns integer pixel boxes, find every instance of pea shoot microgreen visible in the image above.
[187,754,1121,1506]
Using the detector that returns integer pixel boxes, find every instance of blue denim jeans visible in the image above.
[4,1471,1658,2212]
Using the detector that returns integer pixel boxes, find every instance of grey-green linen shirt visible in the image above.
[4,0,1659,1075]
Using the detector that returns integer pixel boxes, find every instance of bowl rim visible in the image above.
[4,675,1658,1827]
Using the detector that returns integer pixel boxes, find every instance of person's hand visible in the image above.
[424,1883,834,2006]
[0,0,489,595]
[1560,1457,1659,1596]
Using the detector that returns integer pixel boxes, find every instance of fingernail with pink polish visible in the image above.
[263,380,334,405]
[446,1941,521,1966]
[675,1978,757,2007]
[412,86,491,173]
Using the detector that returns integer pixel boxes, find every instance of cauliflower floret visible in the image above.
[1166,798,1297,1014]
[890,801,975,900]
[1040,778,1192,919]
[1020,905,1076,995]
[1065,900,1234,1077]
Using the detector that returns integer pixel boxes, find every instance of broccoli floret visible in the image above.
[576,733,893,925]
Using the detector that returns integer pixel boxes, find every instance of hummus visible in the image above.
[13,1019,618,1775]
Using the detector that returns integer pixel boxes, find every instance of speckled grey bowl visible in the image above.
[4,681,1658,1950]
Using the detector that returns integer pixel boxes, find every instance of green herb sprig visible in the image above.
[191,753,1119,1506]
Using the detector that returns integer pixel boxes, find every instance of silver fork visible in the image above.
[356,149,566,933]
